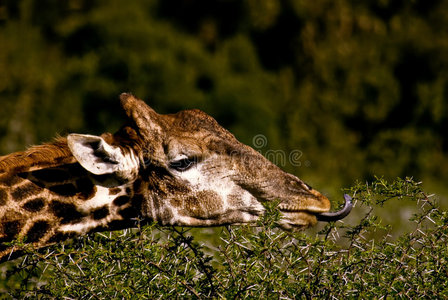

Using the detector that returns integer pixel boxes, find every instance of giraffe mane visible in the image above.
[0,138,76,174]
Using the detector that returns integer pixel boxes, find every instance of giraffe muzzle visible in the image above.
[316,194,353,222]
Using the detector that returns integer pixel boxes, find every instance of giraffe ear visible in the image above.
[67,134,131,176]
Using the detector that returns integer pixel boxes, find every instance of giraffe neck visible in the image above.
[0,139,142,262]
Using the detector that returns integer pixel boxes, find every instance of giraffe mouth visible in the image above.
[278,194,353,226]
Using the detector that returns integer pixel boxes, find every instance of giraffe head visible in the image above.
[0,93,352,261]
[67,93,351,230]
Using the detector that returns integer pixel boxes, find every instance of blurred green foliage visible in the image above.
[1,1,448,198]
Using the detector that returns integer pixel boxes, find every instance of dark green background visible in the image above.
[1,0,447,203]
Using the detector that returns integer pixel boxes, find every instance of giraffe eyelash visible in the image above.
[169,157,198,172]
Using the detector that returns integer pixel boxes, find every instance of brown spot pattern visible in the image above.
[49,184,78,197]
[118,207,139,219]
[11,182,43,202]
[1,220,22,243]
[76,178,96,200]
[92,206,109,220]
[26,220,50,243]
[113,196,130,206]
[118,195,143,219]
[109,187,121,195]
[22,198,45,212]
[49,200,85,224]
[0,174,23,186]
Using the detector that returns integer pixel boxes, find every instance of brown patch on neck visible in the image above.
[0,138,76,174]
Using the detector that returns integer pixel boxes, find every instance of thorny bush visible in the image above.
[1,177,447,298]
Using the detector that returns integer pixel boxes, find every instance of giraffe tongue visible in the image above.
[316,194,353,222]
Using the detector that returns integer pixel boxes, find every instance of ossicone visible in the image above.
[119,93,160,140]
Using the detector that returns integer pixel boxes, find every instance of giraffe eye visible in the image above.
[304,182,313,190]
[169,157,197,172]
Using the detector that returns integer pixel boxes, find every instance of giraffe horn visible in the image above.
[316,194,353,222]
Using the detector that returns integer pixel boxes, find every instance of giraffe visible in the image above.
[0,93,352,262]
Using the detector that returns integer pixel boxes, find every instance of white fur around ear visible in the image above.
[67,134,135,176]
